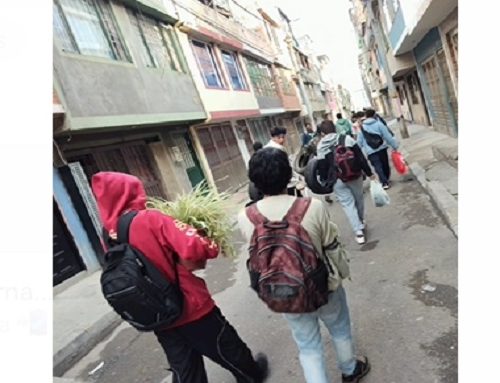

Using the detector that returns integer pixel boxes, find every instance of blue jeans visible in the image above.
[283,286,356,383]
[334,176,365,234]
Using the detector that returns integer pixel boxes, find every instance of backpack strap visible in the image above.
[284,198,311,224]
[246,203,268,226]
[115,210,180,284]
[117,210,139,244]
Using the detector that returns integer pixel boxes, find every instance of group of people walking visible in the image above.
[315,108,399,244]
[89,107,398,383]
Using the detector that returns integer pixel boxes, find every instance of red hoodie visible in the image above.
[91,172,219,329]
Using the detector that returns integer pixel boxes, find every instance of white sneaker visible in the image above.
[355,231,366,244]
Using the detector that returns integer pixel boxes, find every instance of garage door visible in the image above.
[421,51,457,136]
[67,141,166,198]
[197,124,247,193]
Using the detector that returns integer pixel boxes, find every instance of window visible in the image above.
[279,68,294,96]
[244,57,277,97]
[192,41,225,88]
[221,50,247,90]
[127,10,183,72]
[53,0,129,61]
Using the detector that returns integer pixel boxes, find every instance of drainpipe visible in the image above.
[366,0,409,138]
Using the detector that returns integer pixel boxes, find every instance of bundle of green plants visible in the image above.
[147,181,236,257]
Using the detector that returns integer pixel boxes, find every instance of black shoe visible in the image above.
[255,352,269,382]
[342,356,370,383]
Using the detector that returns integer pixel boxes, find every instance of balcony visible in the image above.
[300,68,320,84]
[177,0,274,58]
[386,51,415,78]
[390,0,458,54]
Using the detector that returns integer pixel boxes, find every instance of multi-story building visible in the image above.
[174,0,312,191]
[350,0,458,137]
[53,0,209,202]
[52,0,214,285]
[317,55,341,118]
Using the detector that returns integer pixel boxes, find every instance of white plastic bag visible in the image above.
[370,180,390,207]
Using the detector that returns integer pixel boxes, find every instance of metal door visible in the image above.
[437,49,458,132]
[422,56,451,135]
[197,124,247,193]
[53,200,85,286]
[67,141,166,198]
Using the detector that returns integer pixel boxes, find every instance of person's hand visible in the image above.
[370,174,377,181]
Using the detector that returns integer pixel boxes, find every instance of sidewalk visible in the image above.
[53,186,251,378]
[389,120,458,237]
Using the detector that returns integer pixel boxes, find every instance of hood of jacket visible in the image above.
[91,171,147,233]
[336,118,350,128]
[316,133,339,159]
[363,117,378,126]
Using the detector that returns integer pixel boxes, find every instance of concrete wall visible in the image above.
[392,0,458,54]
[53,1,206,131]
[255,95,282,110]
[389,5,407,51]
[387,51,415,77]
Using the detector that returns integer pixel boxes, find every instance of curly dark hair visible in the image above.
[319,120,336,135]
[248,147,291,196]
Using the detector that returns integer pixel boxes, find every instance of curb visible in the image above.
[53,311,122,377]
[409,162,458,238]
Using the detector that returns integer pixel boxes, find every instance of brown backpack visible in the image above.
[246,198,331,313]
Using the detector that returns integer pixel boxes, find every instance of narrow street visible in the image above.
[63,171,457,383]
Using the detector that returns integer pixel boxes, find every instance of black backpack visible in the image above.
[360,127,383,149]
[100,211,183,332]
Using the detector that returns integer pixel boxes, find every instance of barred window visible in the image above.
[127,10,183,72]
[244,57,277,97]
[53,0,130,61]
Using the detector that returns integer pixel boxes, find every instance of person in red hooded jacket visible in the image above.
[92,172,269,383]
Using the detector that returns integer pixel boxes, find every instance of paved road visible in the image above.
[64,172,457,383]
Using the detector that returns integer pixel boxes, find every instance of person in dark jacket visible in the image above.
[317,121,376,245]
[247,142,265,206]
[92,172,269,383]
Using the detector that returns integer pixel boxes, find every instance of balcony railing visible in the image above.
[177,0,274,57]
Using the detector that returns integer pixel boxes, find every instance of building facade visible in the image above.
[350,0,458,137]
[52,0,333,286]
